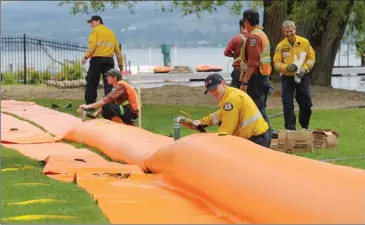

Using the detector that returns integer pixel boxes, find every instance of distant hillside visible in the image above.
[1,1,264,48]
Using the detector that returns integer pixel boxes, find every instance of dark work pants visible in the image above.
[247,74,272,143]
[249,130,270,148]
[281,74,313,130]
[85,57,115,104]
[230,67,241,89]
[101,104,138,125]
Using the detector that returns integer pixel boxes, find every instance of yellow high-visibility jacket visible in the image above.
[199,87,269,139]
[273,35,315,76]
[84,24,124,67]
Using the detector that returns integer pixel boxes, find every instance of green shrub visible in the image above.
[28,69,42,85]
[2,60,84,84]
[60,61,83,80]
[1,72,17,84]
[26,68,52,85]
[40,69,52,81]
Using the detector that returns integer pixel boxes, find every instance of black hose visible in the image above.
[320,156,365,162]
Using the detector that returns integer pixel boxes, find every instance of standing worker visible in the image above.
[239,9,272,139]
[190,73,271,148]
[273,20,315,130]
[83,15,124,106]
[224,19,249,89]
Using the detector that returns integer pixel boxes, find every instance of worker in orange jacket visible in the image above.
[224,19,249,89]
[79,69,139,126]
[239,9,273,143]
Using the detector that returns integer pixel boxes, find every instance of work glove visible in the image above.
[286,64,298,73]
[294,67,307,83]
[297,67,307,78]
[192,120,202,127]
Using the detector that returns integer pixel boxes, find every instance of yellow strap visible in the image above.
[121,100,129,106]
[235,34,247,63]
[234,57,241,62]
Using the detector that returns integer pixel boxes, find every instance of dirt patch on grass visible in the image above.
[2,83,365,109]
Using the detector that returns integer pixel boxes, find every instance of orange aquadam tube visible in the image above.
[1,113,60,144]
[63,119,174,171]
[1,100,82,137]
[145,133,365,224]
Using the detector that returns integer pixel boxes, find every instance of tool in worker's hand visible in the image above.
[293,52,307,83]
[76,108,97,121]
[177,111,207,132]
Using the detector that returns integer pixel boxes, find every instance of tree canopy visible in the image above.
[58,0,246,18]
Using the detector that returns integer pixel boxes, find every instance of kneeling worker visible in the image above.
[78,69,139,125]
[192,73,271,147]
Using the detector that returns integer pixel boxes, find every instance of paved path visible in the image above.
[125,67,365,86]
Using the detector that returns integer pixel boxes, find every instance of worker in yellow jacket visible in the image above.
[192,73,270,148]
[273,20,315,130]
[82,15,124,106]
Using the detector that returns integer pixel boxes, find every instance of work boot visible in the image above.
[111,116,124,124]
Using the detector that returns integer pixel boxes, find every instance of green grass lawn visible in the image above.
[32,98,365,169]
[1,146,109,224]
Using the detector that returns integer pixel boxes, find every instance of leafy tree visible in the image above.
[59,0,365,86]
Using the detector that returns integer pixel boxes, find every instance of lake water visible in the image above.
[1,45,364,92]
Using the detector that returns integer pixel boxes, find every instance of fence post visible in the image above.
[23,33,27,84]
[119,43,122,68]
[347,42,350,67]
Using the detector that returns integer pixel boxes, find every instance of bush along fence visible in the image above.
[1,34,122,88]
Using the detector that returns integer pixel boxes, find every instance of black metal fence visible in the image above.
[1,34,91,85]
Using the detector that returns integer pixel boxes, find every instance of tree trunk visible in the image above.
[263,0,289,61]
[311,0,355,86]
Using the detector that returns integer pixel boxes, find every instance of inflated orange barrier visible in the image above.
[63,119,174,171]
[153,66,173,73]
[195,64,223,72]
[1,113,60,144]
[145,133,365,224]
[1,100,82,137]
[75,173,231,224]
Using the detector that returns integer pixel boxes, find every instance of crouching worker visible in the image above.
[192,73,271,147]
[78,68,139,126]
